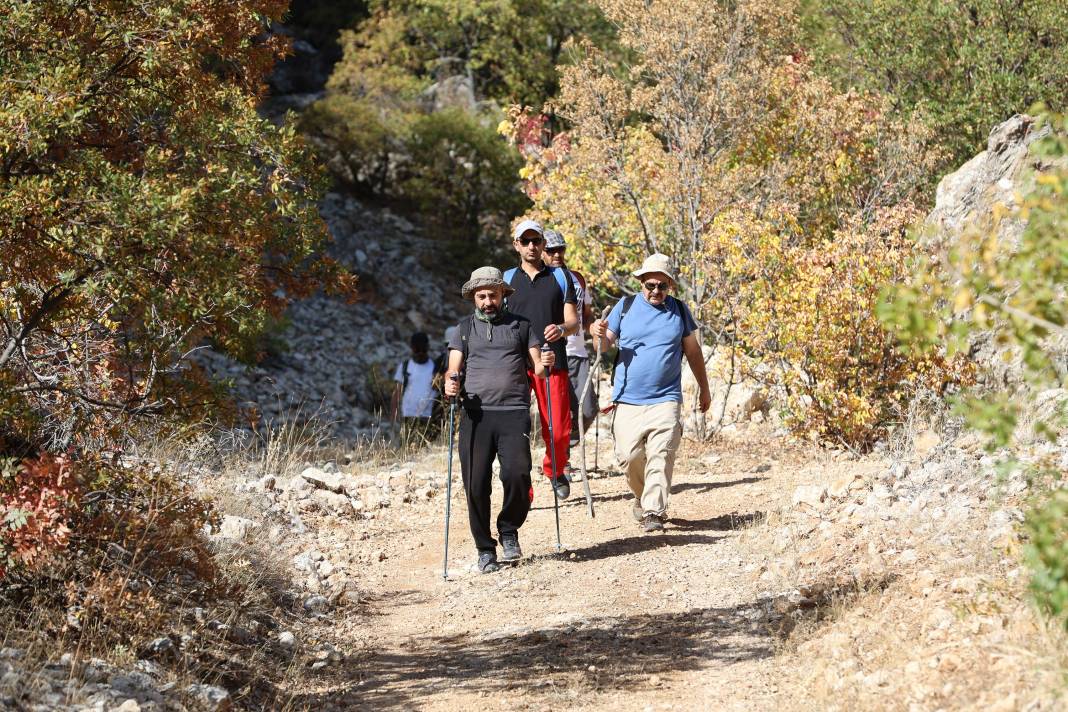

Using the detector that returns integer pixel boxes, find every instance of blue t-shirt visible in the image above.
[607,295,697,405]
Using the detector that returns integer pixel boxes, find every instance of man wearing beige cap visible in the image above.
[590,254,711,532]
[445,267,554,572]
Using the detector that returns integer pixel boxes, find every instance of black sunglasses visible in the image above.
[643,281,670,292]
[545,246,565,255]
[517,236,543,246]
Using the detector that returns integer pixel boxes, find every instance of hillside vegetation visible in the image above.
[2,0,1068,708]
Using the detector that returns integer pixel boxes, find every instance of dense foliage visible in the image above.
[881,115,1068,620]
[303,0,612,241]
[505,0,968,447]
[0,0,348,456]
[0,0,348,574]
[883,116,1068,448]
[802,0,1068,173]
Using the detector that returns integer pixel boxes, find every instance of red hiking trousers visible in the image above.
[528,367,572,478]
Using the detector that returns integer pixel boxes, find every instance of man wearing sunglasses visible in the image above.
[505,219,580,501]
[590,254,711,532]
[541,230,597,456]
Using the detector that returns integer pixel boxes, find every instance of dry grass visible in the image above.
[0,417,340,710]
[740,409,1068,710]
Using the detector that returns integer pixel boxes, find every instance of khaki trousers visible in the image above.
[612,401,683,517]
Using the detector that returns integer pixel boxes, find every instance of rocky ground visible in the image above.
[4,391,1064,710]
[194,191,469,440]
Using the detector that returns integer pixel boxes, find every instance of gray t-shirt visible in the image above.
[448,313,540,410]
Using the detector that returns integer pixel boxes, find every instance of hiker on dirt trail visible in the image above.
[391,332,442,444]
[541,229,597,463]
[504,219,580,501]
[444,266,555,573]
[590,253,712,533]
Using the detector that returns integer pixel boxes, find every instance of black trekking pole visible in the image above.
[541,343,563,552]
[441,373,459,581]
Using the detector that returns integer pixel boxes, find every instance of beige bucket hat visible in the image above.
[461,266,515,299]
[632,253,677,282]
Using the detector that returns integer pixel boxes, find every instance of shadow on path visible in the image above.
[293,601,773,710]
[673,476,768,494]
[670,511,766,532]
[571,476,769,506]
[564,533,724,563]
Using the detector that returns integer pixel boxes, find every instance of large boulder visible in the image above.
[681,344,769,433]
[420,75,477,113]
[923,114,1052,251]
[922,115,1068,391]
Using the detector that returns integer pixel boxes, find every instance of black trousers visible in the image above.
[458,407,532,553]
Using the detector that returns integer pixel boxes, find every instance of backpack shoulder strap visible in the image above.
[617,294,636,336]
[610,295,637,379]
[550,266,570,298]
[458,317,474,360]
[400,359,410,391]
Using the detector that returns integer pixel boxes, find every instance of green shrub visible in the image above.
[1024,488,1068,621]
[402,109,528,240]
[802,0,1068,175]
[301,94,402,194]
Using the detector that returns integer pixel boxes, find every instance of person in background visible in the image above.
[541,230,596,468]
[391,332,441,445]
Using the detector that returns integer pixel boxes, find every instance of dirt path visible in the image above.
[282,426,844,711]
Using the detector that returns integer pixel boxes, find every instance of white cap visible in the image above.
[512,219,543,240]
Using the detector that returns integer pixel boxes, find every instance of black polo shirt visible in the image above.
[505,264,577,366]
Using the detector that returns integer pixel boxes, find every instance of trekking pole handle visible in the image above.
[445,372,459,400]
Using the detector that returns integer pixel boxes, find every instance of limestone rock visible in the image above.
[792,484,827,510]
[186,683,232,711]
[301,467,347,494]
[216,515,256,541]
[922,114,1068,390]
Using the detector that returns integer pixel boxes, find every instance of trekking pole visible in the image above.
[441,374,459,581]
[594,371,600,473]
[541,343,563,552]
[576,306,611,518]
[593,305,611,472]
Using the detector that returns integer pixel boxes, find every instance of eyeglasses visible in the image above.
[517,236,543,246]
[643,281,670,293]
[545,247,565,255]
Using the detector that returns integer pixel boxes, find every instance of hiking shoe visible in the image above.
[477,551,500,573]
[642,513,665,533]
[552,473,571,500]
[499,533,522,562]
[632,501,644,522]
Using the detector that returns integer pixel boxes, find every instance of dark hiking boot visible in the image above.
[632,501,644,522]
[477,551,500,573]
[552,473,571,500]
[499,533,522,562]
[642,513,665,533]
